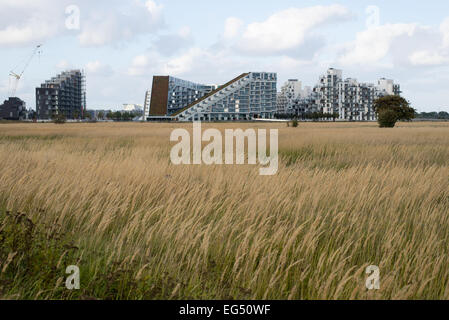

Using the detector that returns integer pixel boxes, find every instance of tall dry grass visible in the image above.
[0,121,448,299]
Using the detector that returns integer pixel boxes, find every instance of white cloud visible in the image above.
[440,17,449,48]
[145,0,164,21]
[152,26,193,56]
[178,26,191,39]
[237,5,351,55]
[0,0,65,47]
[128,55,150,76]
[224,17,243,40]
[86,61,114,77]
[162,48,206,75]
[56,60,72,69]
[339,23,418,65]
[78,0,164,47]
[409,51,449,66]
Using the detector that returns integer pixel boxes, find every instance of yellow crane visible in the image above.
[8,44,43,98]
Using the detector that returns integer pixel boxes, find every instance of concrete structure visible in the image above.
[123,104,143,113]
[285,68,401,121]
[315,68,343,115]
[143,90,151,120]
[0,97,28,120]
[149,76,217,116]
[378,78,401,96]
[171,72,277,121]
[276,79,303,114]
[36,70,86,120]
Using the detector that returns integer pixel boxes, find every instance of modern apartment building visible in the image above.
[315,68,343,115]
[36,70,86,120]
[148,72,277,121]
[283,68,401,121]
[276,79,303,114]
[149,76,218,117]
[171,72,277,121]
[0,97,28,120]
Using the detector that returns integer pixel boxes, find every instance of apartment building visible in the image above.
[171,72,277,121]
[36,70,86,120]
[149,76,218,116]
[283,68,401,121]
[276,79,303,114]
[149,72,277,121]
[0,97,28,120]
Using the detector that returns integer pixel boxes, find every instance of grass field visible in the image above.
[0,121,448,300]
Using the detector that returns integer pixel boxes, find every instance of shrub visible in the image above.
[374,95,415,128]
[292,119,299,127]
[52,114,66,124]
[378,109,399,128]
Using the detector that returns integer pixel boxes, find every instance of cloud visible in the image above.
[0,0,65,47]
[339,23,419,66]
[236,5,352,55]
[409,51,449,66]
[223,17,244,40]
[56,60,72,69]
[86,61,114,77]
[441,17,449,48]
[78,0,164,47]
[128,54,151,76]
[152,26,193,56]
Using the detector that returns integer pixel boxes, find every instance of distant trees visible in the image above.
[274,112,339,121]
[418,111,449,120]
[106,111,138,121]
[52,113,66,124]
[374,95,415,128]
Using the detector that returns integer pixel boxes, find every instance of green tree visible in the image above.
[374,95,415,128]
[332,112,339,122]
[52,113,66,124]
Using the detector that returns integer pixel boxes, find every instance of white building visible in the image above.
[123,104,143,112]
[277,79,310,114]
[313,68,401,121]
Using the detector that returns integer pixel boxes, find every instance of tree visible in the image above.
[52,113,66,124]
[374,95,415,128]
[332,112,339,122]
[98,111,104,120]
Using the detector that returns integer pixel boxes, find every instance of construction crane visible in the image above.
[8,44,43,97]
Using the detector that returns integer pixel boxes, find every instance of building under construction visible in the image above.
[36,70,86,120]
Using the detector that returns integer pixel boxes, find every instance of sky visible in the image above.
[0,0,448,112]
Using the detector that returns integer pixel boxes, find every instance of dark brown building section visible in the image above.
[150,76,169,116]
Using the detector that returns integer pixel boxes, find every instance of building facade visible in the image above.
[171,72,277,121]
[283,68,401,121]
[276,79,304,114]
[0,97,28,120]
[36,70,86,120]
[149,76,217,117]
